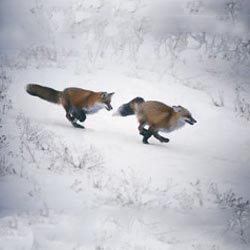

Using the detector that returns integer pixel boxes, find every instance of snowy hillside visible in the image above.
[1,0,250,250]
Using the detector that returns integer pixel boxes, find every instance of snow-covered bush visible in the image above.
[235,86,250,120]
[0,71,14,176]
[209,91,225,107]
[0,70,12,114]
[209,183,250,242]
[15,113,104,175]
[2,0,250,75]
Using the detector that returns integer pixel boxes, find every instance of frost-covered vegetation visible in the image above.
[1,0,250,249]
[2,0,250,119]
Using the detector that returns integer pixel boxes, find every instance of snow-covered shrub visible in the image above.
[235,87,250,121]
[0,70,12,114]
[209,91,224,107]
[0,134,14,176]
[104,169,157,207]
[16,113,54,166]
[2,1,250,73]
[0,71,14,176]
[3,46,66,70]
[16,113,104,175]
[95,168,175,208]
[209,183,250,242]
[191,243,220,250]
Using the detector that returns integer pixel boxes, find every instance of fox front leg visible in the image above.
[152,132,169,143]
[149,126,169,143]
[66,109,85,129]
[66,112,84,128]
[71,120,85,129]
[143,127,169,144]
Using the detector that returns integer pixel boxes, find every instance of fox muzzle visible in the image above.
[106,104,113,111]
[185,117,197,125]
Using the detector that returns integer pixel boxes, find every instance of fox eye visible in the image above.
[101,92,108,99]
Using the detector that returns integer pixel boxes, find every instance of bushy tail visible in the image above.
[26,84,62,104]
[114,97,145,116]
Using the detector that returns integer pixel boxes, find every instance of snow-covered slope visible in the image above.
[0,67,250,250]
[1,0,250,249]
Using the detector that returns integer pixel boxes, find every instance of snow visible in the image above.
[0,67,249,250]
[1,0,250,249]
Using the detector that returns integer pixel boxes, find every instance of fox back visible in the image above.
[62,88,114,112]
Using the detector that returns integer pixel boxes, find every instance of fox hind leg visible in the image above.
[69,107,86,122]
[138,120,147,136]
[138,120,151,143]
[142,130,153,144]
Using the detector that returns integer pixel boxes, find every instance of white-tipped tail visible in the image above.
[112,109,122,116]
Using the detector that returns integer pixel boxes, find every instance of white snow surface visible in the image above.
[1,0,250,249]
[0,67,250,250]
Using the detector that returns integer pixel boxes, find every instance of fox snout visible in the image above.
[106,104,113,111]
[185,116,197,125]
[101,92,115,111]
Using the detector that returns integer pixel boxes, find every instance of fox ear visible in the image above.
[173,106,182,112]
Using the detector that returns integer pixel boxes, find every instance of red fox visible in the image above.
[114,97,197,144]
[26,84,115,128]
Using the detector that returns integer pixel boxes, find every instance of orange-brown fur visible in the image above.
[136,101,173,129]
[61,88,104,109]
[136,101,192,130]
[116,98,196,144]
[26,84,114,128]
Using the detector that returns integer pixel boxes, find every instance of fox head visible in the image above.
[172,105,197,125]
[114,97,145,116]
[100,92,115,111]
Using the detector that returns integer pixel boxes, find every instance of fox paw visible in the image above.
[139,128,148,136]
[72,122,85,129]
[159,137,169,143]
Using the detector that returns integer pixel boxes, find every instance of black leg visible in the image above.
[142,129,153,144]
[140,127,169,144]
[71,120,85,129]
[139,128,148,136]
[66,112,74,122]
[66,111,85,129]
[153,132,169,143]
[138,122,146,135]
[70,107,86,122]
